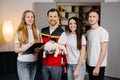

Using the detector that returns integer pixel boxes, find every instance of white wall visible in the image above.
[55,0,101,2]
[34,2,56,32]
[101,2,120,78]
[0,0,54,51]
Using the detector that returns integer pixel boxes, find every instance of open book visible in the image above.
[22,43,45,55]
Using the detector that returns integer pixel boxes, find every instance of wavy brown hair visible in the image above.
[17,10,40,44]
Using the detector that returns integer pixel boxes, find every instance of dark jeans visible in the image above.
[87,64,105,80]
[42,64,62,80]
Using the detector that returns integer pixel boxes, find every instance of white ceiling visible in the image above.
[104,0,120,2]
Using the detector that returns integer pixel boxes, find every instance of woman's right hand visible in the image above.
[73,69,79,78]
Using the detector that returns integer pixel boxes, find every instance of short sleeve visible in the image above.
[100,29,109,42]
[82,35,86,45]
[58,32,67,44]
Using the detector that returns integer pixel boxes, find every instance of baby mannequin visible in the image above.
[43,40,67,58]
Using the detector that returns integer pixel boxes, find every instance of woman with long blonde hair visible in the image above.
[15,10,40,80]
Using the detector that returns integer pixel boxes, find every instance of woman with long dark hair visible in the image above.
[66,17,86,80]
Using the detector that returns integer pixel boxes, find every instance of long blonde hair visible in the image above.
[17,10,40,44]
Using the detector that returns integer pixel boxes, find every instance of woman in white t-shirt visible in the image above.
[15,10,40,80]
[66,17,86,80]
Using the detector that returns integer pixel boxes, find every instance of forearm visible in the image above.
[15,47,26,53]
[76,45,86,71]
[76,56,84,71]
[96,42,108,68]
[15,43,26,53]
[96,52,106,68]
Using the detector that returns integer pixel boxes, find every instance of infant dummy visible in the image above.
[43,40,67,58]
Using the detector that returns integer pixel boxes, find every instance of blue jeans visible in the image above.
[67,63,86,80]
[42,64,62,80]
[17,60,37,80]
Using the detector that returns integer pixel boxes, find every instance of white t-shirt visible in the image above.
[87,26,109,67]
[58,32,67,44]
[66,33,86,64]
[15,29,39,62]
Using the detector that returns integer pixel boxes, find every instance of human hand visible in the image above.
[73,69,79,78]
[93,67,100,76]
[34,47,42,55]
[44,41,56,51]
[63,66,67,73]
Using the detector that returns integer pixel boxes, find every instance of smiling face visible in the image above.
[48,11,59,27]
[69,19,77,33]
[88,11,99,26]
[25,12,34,26]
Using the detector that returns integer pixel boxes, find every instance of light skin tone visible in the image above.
[25,12,34,29]
[47,11,65,46]
[69,19,86,78]
[48,11,59,31]
[88,11,108,76]
[45,10,68,73]
[15,12,34,53]
[69,19,76,34]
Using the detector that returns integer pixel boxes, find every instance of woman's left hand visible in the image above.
[34,47,42,55]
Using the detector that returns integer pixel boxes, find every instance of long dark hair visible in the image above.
[67,17,84,50]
